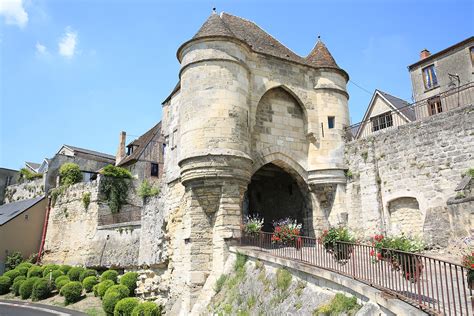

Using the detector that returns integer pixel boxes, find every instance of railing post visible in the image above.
[259,231,262,251]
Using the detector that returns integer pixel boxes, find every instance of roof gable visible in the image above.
[57,145,115,161]
[117,122,162,166]
[0,196,45,225]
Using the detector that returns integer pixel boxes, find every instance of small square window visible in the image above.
[151,163,159,177]
[24,214,29,220]
[328,116,335,129]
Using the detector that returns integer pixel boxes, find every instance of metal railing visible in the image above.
[347,82,474,140]
[98,207,141,226]
[241,231,473,315]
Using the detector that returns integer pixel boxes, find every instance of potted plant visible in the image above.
[318,227,355,262]
[462,251,474,289]
[244,214,264,237]
[271,218,302,249]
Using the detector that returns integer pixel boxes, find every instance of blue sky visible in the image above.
[0,0,473,170]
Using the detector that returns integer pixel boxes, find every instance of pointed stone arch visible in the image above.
[254,84,309,119]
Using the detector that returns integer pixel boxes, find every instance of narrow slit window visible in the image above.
[328,116,335,129]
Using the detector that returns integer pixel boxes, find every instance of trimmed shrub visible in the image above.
[59,163,82,186]
[96,280,115,298]
[5,251,23,271]
[55,276,71,294]
[42,264,60,276]
[106,285,129,298]
[44,270,64,286]
[79,269,97,282]
[17,262,33,270]
[27,265,43,278]
[103,289,128,315]
[19,277,40,299]
[131,302,161,316]
[31,279,51,301]
[16,266,29,277]
[0,276,12,294]
[12,276,26,296]
[59,265,72,274]
[60,281,83,305]
[114,297,139,316]
[67,267,85,281]
[101,270,119,283]
[3,270,20,281]
[120,272,138,295]
[83,276,99,293]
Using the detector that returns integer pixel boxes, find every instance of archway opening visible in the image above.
[388,197,422,237]
[243,163,311,234]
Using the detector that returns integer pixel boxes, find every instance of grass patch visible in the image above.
[295,280,306,296]
[276,268,292,292]
[85,307,106,316]
[247,295,256,309]
[214,274,227,293]
[313,293,361,315]
[255,260,264,270]
[234,252,247,271]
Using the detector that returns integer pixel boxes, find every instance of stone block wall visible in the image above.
[42,178,142,268]
[4,178,44,203]
[343,105,474,246]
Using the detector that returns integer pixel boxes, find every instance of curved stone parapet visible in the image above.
[308,168,346,185]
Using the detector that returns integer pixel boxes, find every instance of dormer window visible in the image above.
[422,64,438,90]
[127,145,136,156]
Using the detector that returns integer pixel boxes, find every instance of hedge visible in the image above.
[59,265,72,274]
[27,265,43,278]
[96,280,115,298]
[114,297,139,316]
[44,270,64,288]
[41,264,60,276]
[120,272,138,296]
[31,279,51,301]
[79,269,97,282]
[3,270,20,281]
[103,289,128,315]
[16,266,29,277]
[60,281,83,305]
[0,276,11,295]
[55,276,71,294]
[101,270,119,283]
[67,267,85,281]
[20,277,40,299]
[131,302,162,316]
[83,276,98,293]
[12,276,26,296]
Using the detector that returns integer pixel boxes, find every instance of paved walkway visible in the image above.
[0,300,87,316]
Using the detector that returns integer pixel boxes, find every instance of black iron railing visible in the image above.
[346,82,474,140]
[241,231,473,315]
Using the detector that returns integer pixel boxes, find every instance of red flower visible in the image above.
[377,253,382,260]
[471,263,474,269]
[370,250,375,256]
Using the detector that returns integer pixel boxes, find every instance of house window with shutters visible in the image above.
[428,96,443,116]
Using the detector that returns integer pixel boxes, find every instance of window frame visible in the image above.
[151,162,159,177]
[327,116,335,129]
[371,112,393,132]
[427,96,443,116]
[422,64,438,90]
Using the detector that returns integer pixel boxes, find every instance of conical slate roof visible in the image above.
[305,39,339,68]
[187,12,344,74]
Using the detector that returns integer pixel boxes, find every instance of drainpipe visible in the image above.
[37,197,52,264]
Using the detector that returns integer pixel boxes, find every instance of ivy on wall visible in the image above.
[99,165,132,213]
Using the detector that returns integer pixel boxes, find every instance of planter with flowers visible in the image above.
[271,218,303,249]
[370,233,424,283]
[318,227,355,263]
[462,251,474,290]
[243,214,264,245]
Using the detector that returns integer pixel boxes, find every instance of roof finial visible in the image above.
[212,7,217,14]
[317,35,321,41]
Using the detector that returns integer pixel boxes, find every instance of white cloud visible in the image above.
[36,42,46,54]
[0,0,28,28]
[58,27,77,58]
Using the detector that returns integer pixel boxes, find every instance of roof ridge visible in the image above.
[377,90,410,104]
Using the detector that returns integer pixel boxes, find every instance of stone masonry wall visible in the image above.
[342,105,474,246]
[4,178,45,204]
[42,178,142,268]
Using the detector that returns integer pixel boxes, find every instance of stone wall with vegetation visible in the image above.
[343,105,474,247]
[4,178,44,203]
[42,178,142,268]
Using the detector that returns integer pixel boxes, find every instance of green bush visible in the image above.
[60,281,83,305]
[5,251,23,271]
[59,163,83,186]
[96,280,115,298]
[20,277,40,299]
[19,168,43,181]
[44,269,63,281]
[3,269,20,281]
[41,264,60,275]
[114,297,139,316]
[67,267,85,281]
[137,180,160,200]
[106,285,129,298]
[314,293,361,315]
[99,165,132,213]
[103,289,128,315]
[101,270,119,283]
[16,266,29,277]
[12,276,26,296]
[131,302,162,316]
[0,276,12,294]
[55,276,71,293]
[17,262,33,270]
[83,276,99,293]
[79,269,97,282]
[31,279,51,301]
[59,265,72,274]
[27,265,43,278]
[120,272,138,295]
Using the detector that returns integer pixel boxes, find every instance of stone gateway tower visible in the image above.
[155,11,350,313]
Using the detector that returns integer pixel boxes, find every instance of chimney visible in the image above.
[115,131,126,165]
[420,49,431,60]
